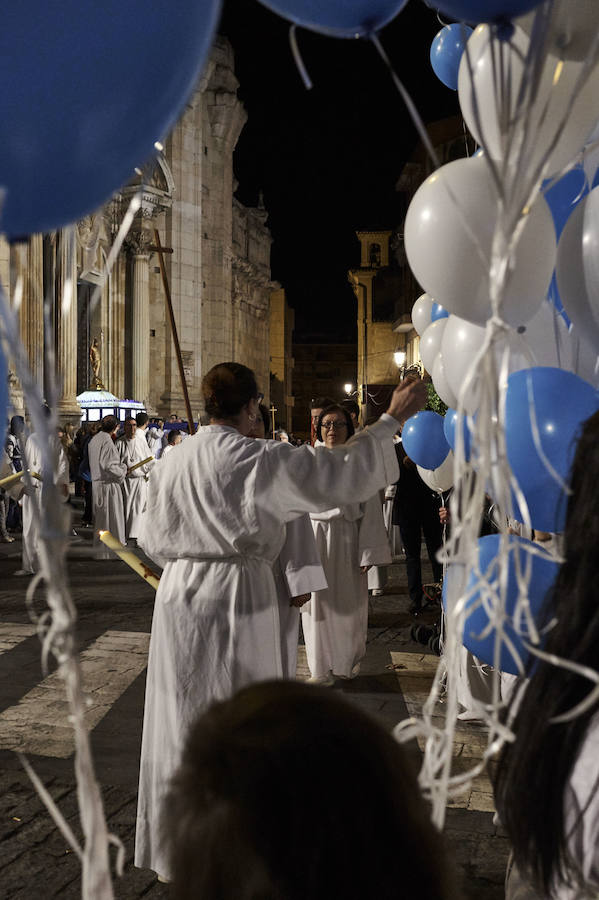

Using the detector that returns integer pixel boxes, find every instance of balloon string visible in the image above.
[89,191,141,316]
[288,25,313,90]
[369,33,440,171]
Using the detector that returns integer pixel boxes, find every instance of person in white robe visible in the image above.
[301,405,392,684]
[88,415,127,559]
[160,429,182,458]
[146,420,164,459]
[134,362,426,881]
[274,515,328,678]
[19,429,69,575]
[250,405,328,678]
[116,417,152,541]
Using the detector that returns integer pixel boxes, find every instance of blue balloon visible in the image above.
[542,168,585,330]
[547,274,571,328]
[431,0,543,23]
[402,411,450,471]
[430,24,472,91]
[431,301,450,322]
[443,409,472,461]
[0,0,221,238]
[543,165,588,239]
[461,535,559,675]
[505,367,599,533]
[258,0,408,37]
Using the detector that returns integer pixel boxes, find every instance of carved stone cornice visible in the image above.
[207,96,247,150]
[231,255,274,290]
[124,228,153,258]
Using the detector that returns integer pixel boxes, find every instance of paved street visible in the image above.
[0,516,509,898]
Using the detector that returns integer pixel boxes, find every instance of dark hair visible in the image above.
[258,403,270,435]
[167,429,181,445]
[136,412,149,427]
[316,404,354,443]
[495,410,599,896]
[310,396,335,412]
[9,415,24,436]
[163,681,455,900]
[100,415,119,433]
[202,362,258,420]
[341,398,360,419]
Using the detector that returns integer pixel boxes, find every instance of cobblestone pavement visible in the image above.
[0,522,509,898]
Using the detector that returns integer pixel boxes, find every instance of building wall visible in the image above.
[349,231,401,422]
[232,198,275,403]
[5,37,275,423]
[292,342,357,440]
[269,287,294,432]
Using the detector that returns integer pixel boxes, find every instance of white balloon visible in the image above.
[568,326,599,387]
[458,25,599,177]
[418,451,454,494]
[583,141,599,194]
[432,353,458,409]
[510,299,573,374]
[411,293,434,337]
[556,188,599,355]
[420,319,447,373]
[440,315,487,413]
[518,1,599,62]
[441,304,571,412]
[404,156,555,327]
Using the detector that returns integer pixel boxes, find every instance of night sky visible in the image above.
[219,0,459,341]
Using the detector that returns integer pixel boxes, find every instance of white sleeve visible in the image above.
[277,515,327,598]
[100,441,127,483]
[257,414,400,524]
[358,493,392,567]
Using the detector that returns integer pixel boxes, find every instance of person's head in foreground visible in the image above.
[162,680,455,900]
[167,429,182,447]
[100,414,119,435]
[202,362,261,436]
[495,409,599,897]
[316,404,354,448]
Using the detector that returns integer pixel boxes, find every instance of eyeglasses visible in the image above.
[321,420,347,431]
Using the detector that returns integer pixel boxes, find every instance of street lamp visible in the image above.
[344,382,353,396]
[393,350,406,367]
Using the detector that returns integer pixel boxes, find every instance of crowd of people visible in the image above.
[3,362,599,898]
[0,411,192,554]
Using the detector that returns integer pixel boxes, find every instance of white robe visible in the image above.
[134,415,399,878]
[88,432,127,559]
[116,433,151,540]
[302,494,391,680]
[274,515,327,679]
[146,428,164,459]
[21,434,69,574]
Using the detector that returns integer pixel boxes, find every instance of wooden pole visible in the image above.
[270,404,277,440]
[151,229,196,435]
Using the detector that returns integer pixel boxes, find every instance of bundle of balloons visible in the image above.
[403,0,599,678]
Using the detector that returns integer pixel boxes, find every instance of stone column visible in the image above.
[56,228,80,420]
[13,236,44,386]
[126,230,152,406]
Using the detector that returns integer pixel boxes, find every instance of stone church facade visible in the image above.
[1,37,277,423]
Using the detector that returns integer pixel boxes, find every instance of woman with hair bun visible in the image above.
[135,361,426,881]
